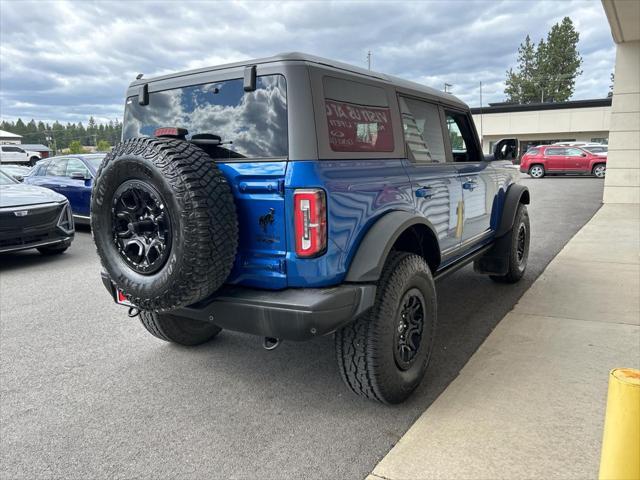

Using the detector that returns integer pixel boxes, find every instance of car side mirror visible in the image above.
[581,153,587,157]
[71,172,91,181]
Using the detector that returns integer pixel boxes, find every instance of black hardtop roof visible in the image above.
[129,52,467,108]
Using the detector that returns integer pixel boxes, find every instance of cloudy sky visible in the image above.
[0,0,615,125]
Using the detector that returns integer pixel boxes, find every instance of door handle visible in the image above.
[462,178,478,191]
[415,186,434,198]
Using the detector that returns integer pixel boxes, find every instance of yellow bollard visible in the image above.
[599,368,640,480]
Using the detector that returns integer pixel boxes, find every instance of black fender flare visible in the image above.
[345,211,440,283]
[495,183,530,237]
[475,183,530,275]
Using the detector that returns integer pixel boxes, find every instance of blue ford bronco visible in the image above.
[93,53,530,404]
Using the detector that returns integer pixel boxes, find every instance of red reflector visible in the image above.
[117,290,128,302]
[294,189,327,258]
[154,127,188,138]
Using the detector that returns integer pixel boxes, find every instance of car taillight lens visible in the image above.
[294,188,327,258]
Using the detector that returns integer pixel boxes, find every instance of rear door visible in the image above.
[444,110,496,249]
[399,96,462,255]
[543,147,566,171]
[1,146,26,163]
[564,147,589,172]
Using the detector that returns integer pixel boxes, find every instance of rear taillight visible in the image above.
[294,188,327,258]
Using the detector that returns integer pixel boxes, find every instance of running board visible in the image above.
[433,243,493,282]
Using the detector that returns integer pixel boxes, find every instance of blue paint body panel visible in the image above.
[219,158,518,290]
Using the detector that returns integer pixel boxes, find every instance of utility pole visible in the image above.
[367,51,372,70]
[479,81,484,148]
[444,83,453,94]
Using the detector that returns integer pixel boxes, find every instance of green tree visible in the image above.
[504,35,539,103]
[504,17,582,103]
[96,139,111,151]
[68,140,85,154]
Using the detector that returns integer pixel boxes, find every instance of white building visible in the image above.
[471,98,611,157]
[602,0,639,204]
[0,129,22,145]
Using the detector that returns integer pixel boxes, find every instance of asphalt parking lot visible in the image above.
[1,175,604,480]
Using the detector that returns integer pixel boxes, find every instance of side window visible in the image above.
[566,148,584,157]
[46,158,68,176]
[323,76,394,153]
[444,112,479,162]
[34,163,49,176]
[398,97,446,163]
[65,158,90,178]
[546,147,565,156]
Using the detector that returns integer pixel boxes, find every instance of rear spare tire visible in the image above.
[91,137,238,311]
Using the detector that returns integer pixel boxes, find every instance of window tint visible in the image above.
[66,158,90,177]
[399,97,445,163]
[2,146,22,153]
[46,158,68,176]
[33,163,49,176]
[323,77,394,153]
[546,147,565,156]
[565,148,584,157]
[124,75,287,159]
[445,112,479,162]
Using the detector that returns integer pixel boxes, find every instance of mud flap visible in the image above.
[473,230,512,275]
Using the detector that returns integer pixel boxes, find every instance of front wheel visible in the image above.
[335,252,437,404]
[490,204,530,283]
[592,163,606,178]
[528,164,545,179]
[139,311,222,346]
[37,240,71,255]
[29,157,39,167]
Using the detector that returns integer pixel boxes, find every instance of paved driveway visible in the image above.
[0,176,603,479]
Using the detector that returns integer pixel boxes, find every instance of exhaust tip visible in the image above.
[263,337,281,351]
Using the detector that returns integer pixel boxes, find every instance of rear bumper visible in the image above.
[101,272,376,341]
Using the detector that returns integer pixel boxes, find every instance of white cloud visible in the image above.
[0,0,615,124]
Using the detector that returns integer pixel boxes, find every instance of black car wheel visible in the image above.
[37,240,71,255]
[91,137,238,312]
[335,252,436,404]
[490,204,530,283]
[139,311,221,346]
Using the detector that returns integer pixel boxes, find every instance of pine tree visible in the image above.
[504,35,539,103]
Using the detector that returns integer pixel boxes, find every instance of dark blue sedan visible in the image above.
[24,154,106,223]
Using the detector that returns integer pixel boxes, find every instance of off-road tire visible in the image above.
[29,156,39,167]
[490,204,529,283]
[139,310,222,346]
[91,137,238,311]
[335,252,437,404]
[528,164,545,178]
[37,240,70,255]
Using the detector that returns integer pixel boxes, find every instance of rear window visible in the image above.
[123,75,287,159]
[323,76,394,153]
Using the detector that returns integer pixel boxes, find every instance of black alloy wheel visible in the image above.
[112,180,172,275]
[394,288,426,371]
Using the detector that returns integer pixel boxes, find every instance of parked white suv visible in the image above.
[0,145,41,166]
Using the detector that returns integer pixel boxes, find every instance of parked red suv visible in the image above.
[520,145,607,179]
